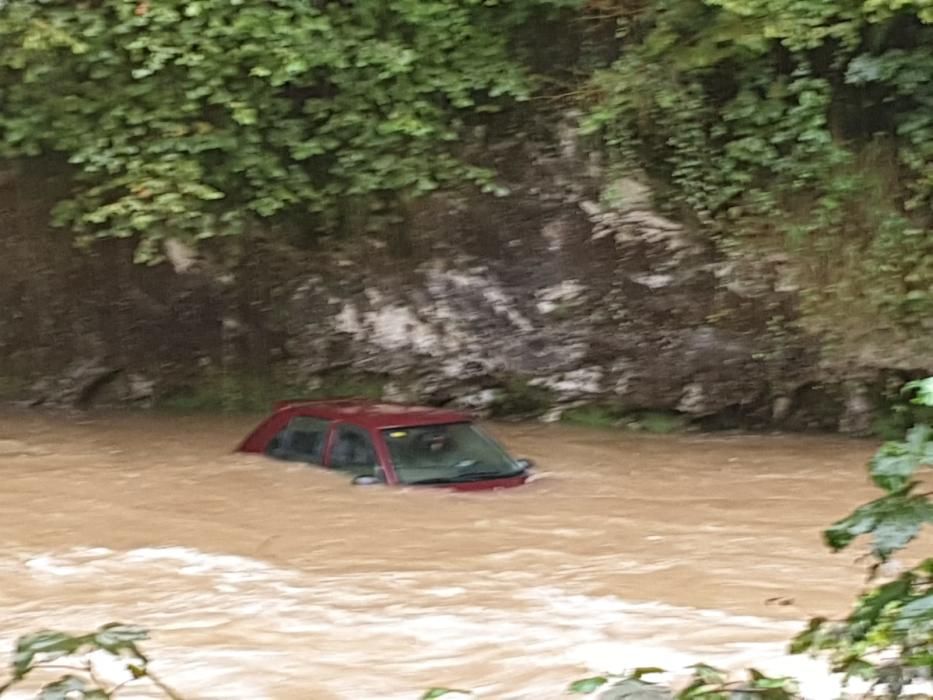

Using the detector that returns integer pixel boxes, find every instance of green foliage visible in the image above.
[791,561,933,694]
[872,401,933,441]
[0,623,182,699]
[420,689,473,699]
[154,369,384,413]
[488,379,555,418]
[567,665,797,698]
[823,485,933,561]
[315,371,386,401]
[584,0,933,332]
[869,424,933,492]
[569,675,612,693]
[677,665,798,700]
[0,0,576,261]
[791,376,933,695]
[624,411,689,434]
[905,378,933,407]
[154,371,305,413]
[561,404,627,429]
[871,376,933,439]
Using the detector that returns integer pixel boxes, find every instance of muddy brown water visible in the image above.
[0,412,924,699]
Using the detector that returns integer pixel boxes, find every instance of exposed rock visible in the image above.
[535,280,586,315]
[677,383,708,415]
[448,388,502,414]
[602,177,653,213]
[28,359,122,409]
[772,395,793,422]
[629,273,675,290]
[1,114,928,427]
[600,682,673,700]
[540,406,566,423]
[0,439,46,457]
[163,238,200,274]
[124,373,156,405]
[839,381,875,436]
[531,367,604,401]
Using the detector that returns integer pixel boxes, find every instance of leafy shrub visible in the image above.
[0,623,182,699]
[583,0,933,333]
[791,377,933,695]
[0,0,579,261]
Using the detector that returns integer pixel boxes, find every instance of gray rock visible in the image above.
[2,123,926,429]
[602,177,653,213]
[839,381,874,435]
[580,199,603,217]
[28,359,122,409]
[600,678,673,700]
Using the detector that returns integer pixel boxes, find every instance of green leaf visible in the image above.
[789,617,826,654]
[894,591,933,632]
[869,432,929,491]
[677,682,727,699]
[904,378,933,407]
[37,675,91,700]
[93,623,149,649]
[568,676,610,694]
[127,662,147,679]
[869,498,933,560]
[687,663,726,685]
[632,667,665,679]
[824,489,933,559]
[747,668,798,693]
[421,689,472,699]
[13,632,84,679]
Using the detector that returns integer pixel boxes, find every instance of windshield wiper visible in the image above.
[450,470,523,482]
[406,470,523,486]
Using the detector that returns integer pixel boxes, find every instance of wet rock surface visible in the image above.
[1,132,929,428]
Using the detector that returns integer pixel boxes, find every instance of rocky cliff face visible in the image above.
[1,127,928,432]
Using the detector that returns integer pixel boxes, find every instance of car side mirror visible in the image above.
[515,458,535,471]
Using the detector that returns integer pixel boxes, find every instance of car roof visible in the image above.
[273,398,473,430]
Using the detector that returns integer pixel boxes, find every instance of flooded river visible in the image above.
[0,412,915,698]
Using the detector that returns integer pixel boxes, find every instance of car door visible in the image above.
[326,423,386,481]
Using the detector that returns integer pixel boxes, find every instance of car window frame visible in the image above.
[265,414,332,466]
[324,421,389,479]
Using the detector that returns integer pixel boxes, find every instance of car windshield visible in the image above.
[381,422,523,485]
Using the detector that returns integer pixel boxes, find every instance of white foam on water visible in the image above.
[0,546,882,699]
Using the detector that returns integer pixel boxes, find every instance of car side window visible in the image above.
[266,416,329,465]
[329,425,380,477]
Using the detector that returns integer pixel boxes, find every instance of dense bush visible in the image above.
[583,0,933,332]
[0,0,577,261]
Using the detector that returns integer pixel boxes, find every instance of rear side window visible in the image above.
[266,416,330,465]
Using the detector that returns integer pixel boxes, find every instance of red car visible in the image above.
[237,399,533,491]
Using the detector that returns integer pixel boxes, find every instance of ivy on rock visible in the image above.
[0,0,578,261]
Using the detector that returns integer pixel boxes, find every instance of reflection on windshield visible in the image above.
[381,423,523,485]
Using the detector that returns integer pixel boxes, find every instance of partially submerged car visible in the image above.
[237,399,533,490]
